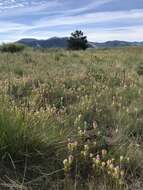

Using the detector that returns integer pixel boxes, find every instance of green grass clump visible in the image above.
[0,47,142,189]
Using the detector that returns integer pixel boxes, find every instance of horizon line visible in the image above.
[0,36,143,45]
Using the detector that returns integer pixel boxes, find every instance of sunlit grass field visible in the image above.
[0,47,143,190]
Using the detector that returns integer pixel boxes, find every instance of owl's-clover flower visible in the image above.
[67,141,78,152]
[83,151,88,157]
[111,158,115,162]
[93,121,98,129]
[92,163,96,169]
[68,155,74,164]
[96,154,100,160]
[78,127,81,131]
[63,159,68,166]
[101,162,106,167]
[127,157,130,162]
[84,144,89,151]
[113,166,120,179]
[81,150,88,157]
[101,149,107,157]
[67,143,74,151]
[92,155,100,166]
[79,130,85,136]
[107,159,112,166]
[120,156,124,162]
[68,138,71,143]
[120,170,124,177]
[93,141,97,146]
[74,141,78,147]
[90,153,94,158]
[109,163,114,170]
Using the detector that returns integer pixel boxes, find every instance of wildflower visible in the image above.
[68,138,71,143]
[115,129,119,133]
[120,156,124,162]
[101,162,106,167]
[92,164,96,169]
[138,89,141,95]
[84,129,87,134]
[112,101,115,106]
[95,159,100,165]
[93,121,98,129]
[97,131,101,135]
[107,160,112,166]
[63,159,68,165]
[126,108,129,113]
[92,157,96,163]
[94,155,100,165]
[68,155,74,164]
[78,127,81,131]
[83,151,88,157]
[115,166,119,172]
[111,158,115,162]
[90,153,94,158]
[78,114,82,120]
[67,143,73,151]
[109,164,114,170]
[67,142,77,152]
[79,130,84,136]
[101,149,107,157]
[86,139,90,144]
[81,151,84,156]
[114,166,120,178]
[124,84,127,88]
[74,141,78,147]
[120,170,124,177]
[96,154,100,160]
[136,144,140,147]
[84,144,89,151]
[119,179,124,185]
[84,121,88,129]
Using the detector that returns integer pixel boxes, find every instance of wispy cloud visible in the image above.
[61,0,115,15]
[0,0,26,10]
[30,9,143,29]
[0,0,60,17]
[0,0,143,42]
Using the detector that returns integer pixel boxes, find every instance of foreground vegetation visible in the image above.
[0,47,142,190]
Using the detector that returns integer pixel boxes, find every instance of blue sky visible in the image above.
[0,0,143,42]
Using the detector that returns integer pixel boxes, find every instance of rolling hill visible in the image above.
[17,37,143,49]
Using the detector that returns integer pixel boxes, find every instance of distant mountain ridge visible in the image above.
[90,40,143,48]
[16,37,143,49]
[17,37,68,48]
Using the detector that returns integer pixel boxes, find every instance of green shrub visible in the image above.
[8,82,32,99]
[136,63,143,75]
[0,43,25,53]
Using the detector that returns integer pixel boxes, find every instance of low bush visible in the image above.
[136,63,143,75]
[0,43,25,53]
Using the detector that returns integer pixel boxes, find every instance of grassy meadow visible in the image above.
[0,47,143,189]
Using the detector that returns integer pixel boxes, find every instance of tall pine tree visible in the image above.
[68,30,88,50]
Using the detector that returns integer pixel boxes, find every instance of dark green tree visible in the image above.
[68,30,88,50]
